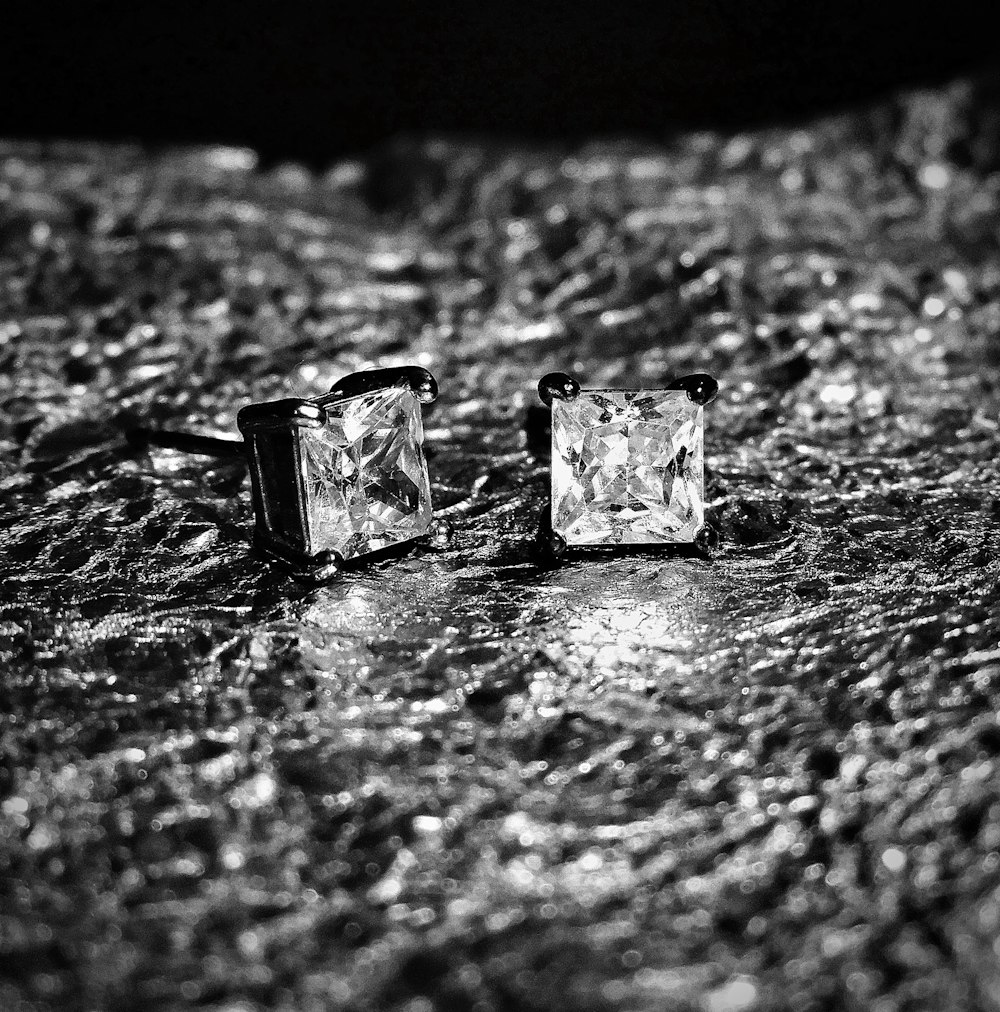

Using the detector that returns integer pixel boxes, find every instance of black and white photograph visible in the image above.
[2,4,1000,1010]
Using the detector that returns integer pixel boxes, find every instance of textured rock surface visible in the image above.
[3,77,1000,1011]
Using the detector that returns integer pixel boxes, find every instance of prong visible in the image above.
[545,530,568,560]
[236,398,326,436]
[538,372,580,407]
[126,428,247,459]
[666,373,718,406]
[309,550,344,582]
[693,522,719,554]
[256,534,344,582]
[534,501,567,563]
[326,366,439,405]
[427,517,454,550]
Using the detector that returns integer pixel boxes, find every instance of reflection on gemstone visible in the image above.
[551,389,704,545]
[302,386,432,559]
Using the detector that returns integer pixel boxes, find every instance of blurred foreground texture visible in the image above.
[3,77,1000,1012]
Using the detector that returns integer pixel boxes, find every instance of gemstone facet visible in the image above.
[302,386,432,560]
[551,389,704,546]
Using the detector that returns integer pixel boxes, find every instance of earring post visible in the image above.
[126,427,248,459]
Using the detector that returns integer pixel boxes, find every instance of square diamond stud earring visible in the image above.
[127,367,450,580]
[533,371,718,562]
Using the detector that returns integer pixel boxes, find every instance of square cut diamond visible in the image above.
[551,388,704,546]
[301,386,432,560]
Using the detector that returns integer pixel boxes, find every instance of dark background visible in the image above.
[0,1,997,163]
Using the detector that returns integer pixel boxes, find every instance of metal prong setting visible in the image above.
[534,501,567,564]
[236,398,327,435]
[693,522,719,554]
[538,372,580,407]
[665,372,719,406]
[309,550,345,583]
[427,517,454,550]
[544,529,568,561]
[326,366,439,405]
[252,532,345,583]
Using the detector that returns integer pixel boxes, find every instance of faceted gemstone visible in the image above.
[301,386,432,560]
[551,388,704,546]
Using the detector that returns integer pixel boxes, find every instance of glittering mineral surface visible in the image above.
[3,76,1000,1011]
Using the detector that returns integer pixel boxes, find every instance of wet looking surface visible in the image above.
[2,77,1000,1010]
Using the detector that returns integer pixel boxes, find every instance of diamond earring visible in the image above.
[128,366,450,580]
[533,371,718,562]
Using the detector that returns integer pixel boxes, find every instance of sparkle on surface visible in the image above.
[551,389,704,545]
[302,386,432,559]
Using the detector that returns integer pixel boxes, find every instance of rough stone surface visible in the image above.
[551,389,704,545]
[304,387,432,559]
[3,76,1000,1011]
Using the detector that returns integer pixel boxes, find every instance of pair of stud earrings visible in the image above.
[128,365,718,581]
